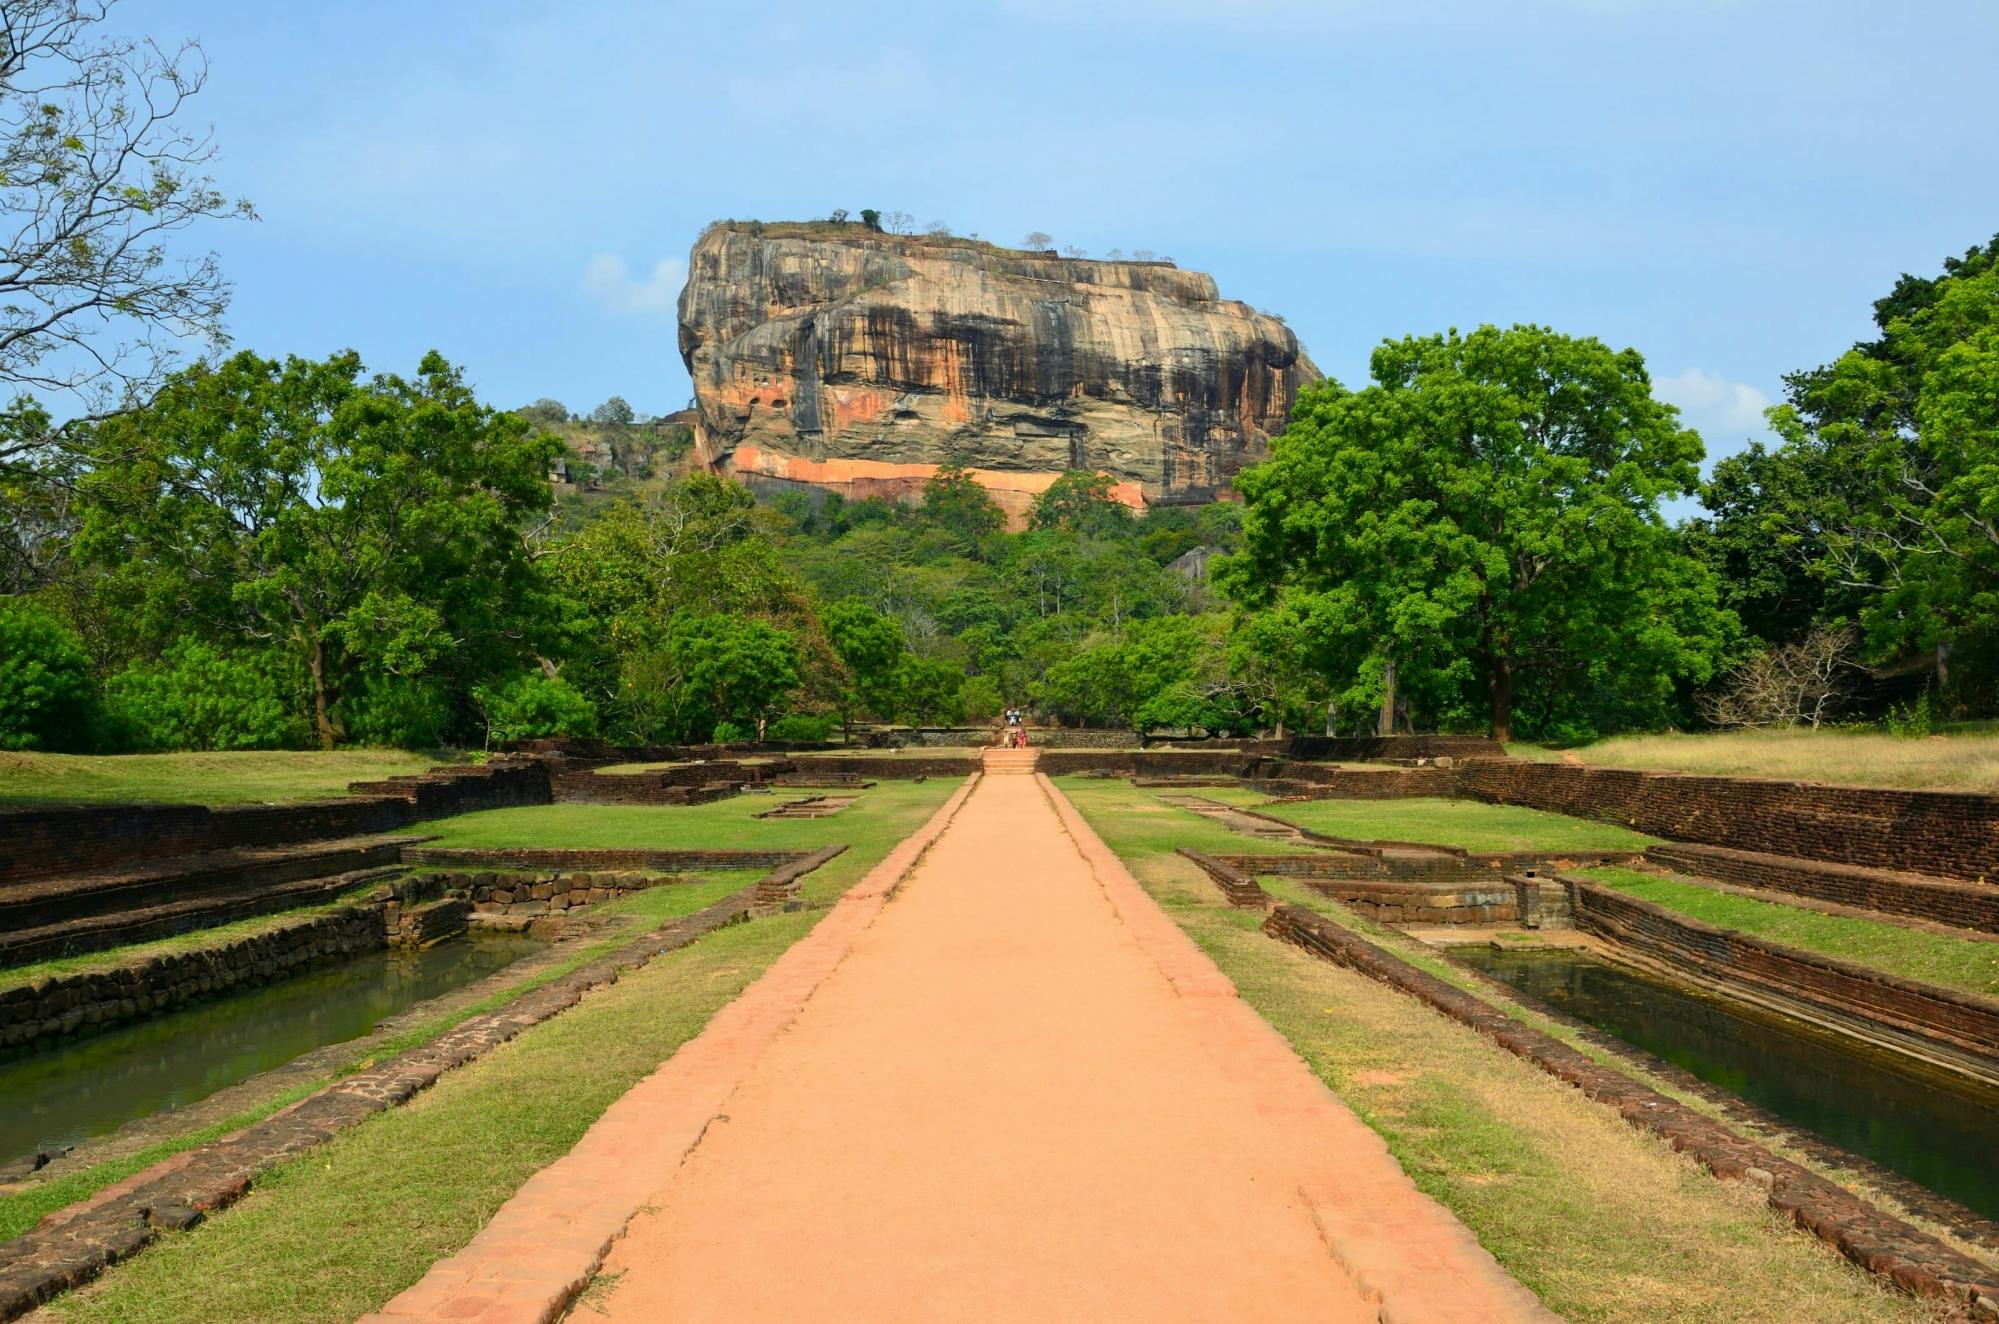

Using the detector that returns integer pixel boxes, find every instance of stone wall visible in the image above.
[786,754,979,781]
[1,761,552,888]
[403,846,808,872]
[0,904,386,1055]
[1646,844,1999,934]
[1568,879,1999,1067]
[1457,761,1999,882]
[1280,735,1506,761]
[414,868,676,918]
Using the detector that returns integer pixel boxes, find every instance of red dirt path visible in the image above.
[365,772,1551,1323]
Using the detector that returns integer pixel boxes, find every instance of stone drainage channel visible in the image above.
[1449,942,1999,1225]
[0,932,544,1167]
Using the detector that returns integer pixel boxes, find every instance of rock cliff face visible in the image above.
[677,223,1318,518]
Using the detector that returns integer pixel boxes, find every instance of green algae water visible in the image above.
[0,934,543,1164]
[1452,946,1999,1219]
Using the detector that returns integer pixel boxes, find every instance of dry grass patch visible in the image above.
[0,748,460,805]
[1509,727,1999,793]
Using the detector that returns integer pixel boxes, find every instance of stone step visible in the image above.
[0,866,404,969]
[0,835,418,933]
[980,749,1042,775]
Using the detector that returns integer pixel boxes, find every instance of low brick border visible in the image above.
[0,867,806,1319]
[751,845,848,909]
[1261,902,1999,1314]
[1565,876,1999,1070]
[1175,849,1269,909]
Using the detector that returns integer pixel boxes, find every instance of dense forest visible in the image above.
[2,235,1995,753]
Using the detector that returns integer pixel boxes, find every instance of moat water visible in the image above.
[1451,945,1999,1220]
[0,933,544,1164]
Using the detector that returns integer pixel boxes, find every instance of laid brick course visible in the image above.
[1,760,550,889]
[1647,844,1999,934]
[1176,850,1270,909]
[1456,761,1999,883]
[402,846,809,872]
[1261,903,1999,1314]
[1565,878,1999,1068]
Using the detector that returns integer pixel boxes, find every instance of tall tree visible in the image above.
[919,462,1005,549]
[1029,470,1131,538]
[0,0,252,430]
[1764,235,1999,704]
[1229,325,1728,741]
[73,349,562,747]
[825,598,905,739]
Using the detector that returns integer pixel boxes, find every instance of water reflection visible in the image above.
[0,934,543,1162]
[1453,945,1999,1219]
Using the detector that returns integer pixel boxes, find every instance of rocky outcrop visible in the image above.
[677,222,1318,518]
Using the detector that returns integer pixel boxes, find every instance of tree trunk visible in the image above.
[1378,660,1397,738]
[307,633,336,751]
[1325,698,1338,738]
[1487,653,1514,744]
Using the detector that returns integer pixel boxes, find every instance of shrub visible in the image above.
[0,599,100,751]
[711,719,752,744]
[338,673,454,748]
[104,639,307,751]
[960,674,1003,722]
[767,714,834,742]
[474,671,598,746]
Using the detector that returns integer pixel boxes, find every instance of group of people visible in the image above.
[1000,707,1028,749]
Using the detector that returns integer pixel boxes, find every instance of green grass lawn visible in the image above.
[0,749,458,806]
[1046,777,1319,859]
[1053,778,1935,1324]
[1252,796,1656,853]
[423,780,959,904]
[1580,866,1999,1000]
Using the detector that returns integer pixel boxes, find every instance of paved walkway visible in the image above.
[366,773,1552,1323]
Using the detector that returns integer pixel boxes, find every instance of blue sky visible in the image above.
[119,0,1999,493]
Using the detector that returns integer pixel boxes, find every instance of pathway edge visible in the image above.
[1035,773,1560,1324]
[357,771,983,1324]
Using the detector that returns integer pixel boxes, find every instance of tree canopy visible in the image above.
[1227,325,1729,741]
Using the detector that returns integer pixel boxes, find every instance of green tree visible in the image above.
[1763,235,1999,706]
[859,208,883,232]
[105,639,306,751]
[825,599,906,738]
[74,349,563,747]
[589,395,636,427]
[920,463,1005,550]
[665,613,800,740]
[474,671,599,746]
[0,597,99,750]
[895,654,965,724]
[1029,470,1133,538]
[1230,325,1728,741]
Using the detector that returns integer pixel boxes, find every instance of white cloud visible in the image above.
[1653,367,1774,441]
[580,254,687,316]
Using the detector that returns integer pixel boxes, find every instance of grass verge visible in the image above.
[1578,866,1999,1000]
[1252,795,1656,853]
[0,877,751,1242]
[0,749,459,806]
[39,913,815,1323]
[1507,727,1999,794]
[1054,778,1943,1323]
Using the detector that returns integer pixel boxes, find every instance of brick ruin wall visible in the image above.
[1568,879,1999,1065]
[402,846,807,872]
[1646,844,1999,934]
[1456,761,1999,882]
[0,904,388,1055]
[0,760,552,887]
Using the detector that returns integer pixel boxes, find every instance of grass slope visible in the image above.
[1253,795,1656,853]
[1054,778,1939,1323]
[1580,866,1999,1000]
[1510,727,1999,794]
[0,749,455,806]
